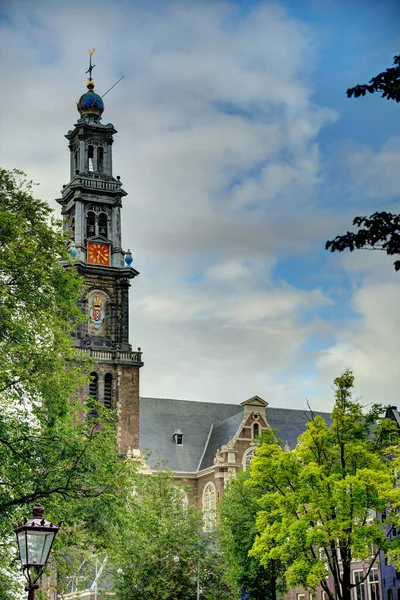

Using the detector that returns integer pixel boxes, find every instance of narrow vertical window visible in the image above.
[99,213,108,238]
[97,146,104,172]
[88,145,94,172]
[89,372,98,399]
[244,448,256,470]
[74,150,79,172]
[104,374,112,409]
[369,569,379,600]
[353,571,366,600]
[203,483,216,532]
[253,423,259,438]
[86,211,96,238]
[70,217,75,238]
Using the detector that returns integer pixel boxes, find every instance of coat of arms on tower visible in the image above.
[89,294,105,329]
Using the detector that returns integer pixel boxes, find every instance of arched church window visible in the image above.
[253,423,259,438]
[88,145,94,172]
[99,213,108,238]
[86,211,96,238]
[202,483,216,532]
[97,146,104,172]
[243,448,256,471]
[104,374,112,409]
[89,372,98,399]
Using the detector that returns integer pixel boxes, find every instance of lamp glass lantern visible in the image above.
[14,505,60,570]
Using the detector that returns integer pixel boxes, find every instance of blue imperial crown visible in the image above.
[77,81,104,117]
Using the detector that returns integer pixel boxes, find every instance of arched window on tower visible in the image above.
[203,483,217,532]
[253,423,259,438]
[88,372,98,419]
[89,372,98,400]
[97,146,104,172]
[99,212,108,238]
[88,145,94,172]
[74,149,79,173]
[70,217,75,238]
[86,211,96,238]
[104,374,112,409]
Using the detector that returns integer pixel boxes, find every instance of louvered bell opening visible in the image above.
[89,372,98,399]
[104,374,112,409]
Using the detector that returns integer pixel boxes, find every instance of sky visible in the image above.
[0,0,399,412]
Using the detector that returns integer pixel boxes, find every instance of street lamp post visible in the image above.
[13,505,61,600]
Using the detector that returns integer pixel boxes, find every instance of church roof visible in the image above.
[139,397,241,472]
[139,397,331,472]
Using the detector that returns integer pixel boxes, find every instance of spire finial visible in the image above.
[86,48,96,82]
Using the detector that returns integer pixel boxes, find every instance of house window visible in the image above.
[203,483,216,532]
[253,423,259,438]
[322,592,328,600]
[86,211,96,238]
[104,374,112,409]
[99,213,108,238]
[354,570,366,600]
[388,590,393,600]
[297,594,306,600]
[369,569,379,600]
[89,372,98,399]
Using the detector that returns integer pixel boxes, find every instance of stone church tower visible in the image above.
[56,69,143,454]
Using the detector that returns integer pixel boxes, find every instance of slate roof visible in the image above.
[140,397,242,471]
[199,412,244,470]
[139,397,331,472]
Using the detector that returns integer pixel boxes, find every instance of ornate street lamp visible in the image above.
[14,505,61,600]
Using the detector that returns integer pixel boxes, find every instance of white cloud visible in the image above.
[1,0,398,411]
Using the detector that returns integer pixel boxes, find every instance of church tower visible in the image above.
[57,54,143,453]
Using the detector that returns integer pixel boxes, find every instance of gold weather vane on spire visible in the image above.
[86,48,96,81]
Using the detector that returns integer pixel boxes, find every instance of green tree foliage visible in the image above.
[0,169,133,596]
[249,370,400,600]
[110,469,234,600]
[326,56,400,271]
[346,55,400,102]
[219,466,286,600]
[326,213,400,272]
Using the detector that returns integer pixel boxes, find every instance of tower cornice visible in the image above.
[65,121,117,141]
[57,176,127,206]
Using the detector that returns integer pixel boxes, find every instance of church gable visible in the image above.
[240,395,268,407]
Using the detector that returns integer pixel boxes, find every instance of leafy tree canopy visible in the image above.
[219,464,286,600]
[0,169,134,596]
[248,370,400,600]
[109,469,234,600]
[347,55,400,102]
[326,212,400,271]
[326,56,400,271]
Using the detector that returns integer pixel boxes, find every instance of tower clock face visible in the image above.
[87,242,111,266]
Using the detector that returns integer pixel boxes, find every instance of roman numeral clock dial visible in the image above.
[87,242,110,266]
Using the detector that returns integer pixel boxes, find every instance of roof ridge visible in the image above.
[196,424,214,472]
